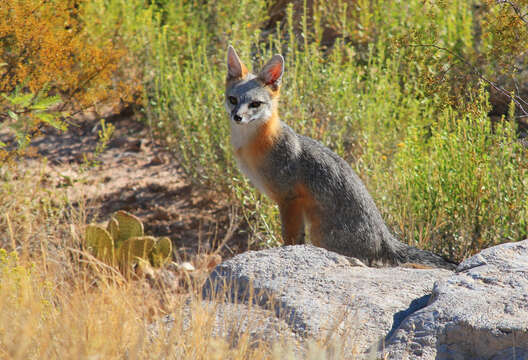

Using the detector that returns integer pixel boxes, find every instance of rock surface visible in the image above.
[152,301,299,350]
[203,241,528,358]
[203,245,452,355]
[384,239,528,360]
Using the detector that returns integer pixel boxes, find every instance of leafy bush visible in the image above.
[389,91,527,259]
[0,0,140,160]
[9,0,522,258]
[114,0,528,260]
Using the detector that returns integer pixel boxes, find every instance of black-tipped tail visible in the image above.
[399,245,457,270]
[387,239,457,270]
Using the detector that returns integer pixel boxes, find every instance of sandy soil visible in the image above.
[22,108,251,262]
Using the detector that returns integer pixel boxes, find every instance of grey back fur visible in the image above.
[225,48,456,270]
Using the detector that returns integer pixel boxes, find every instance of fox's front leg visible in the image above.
[279,199,305,245]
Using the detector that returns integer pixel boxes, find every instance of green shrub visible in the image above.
[94,0,528,259]
[0,0,139,162]
[389,91,527,259]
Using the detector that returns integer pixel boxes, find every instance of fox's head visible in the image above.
[225,46,283,126]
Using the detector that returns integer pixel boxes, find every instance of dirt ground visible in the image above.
[23,108,251,262]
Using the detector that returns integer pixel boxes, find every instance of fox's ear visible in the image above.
[227,45,248,81]
[258,54,284,89]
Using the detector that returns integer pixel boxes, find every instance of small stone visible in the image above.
[179,262,195,272]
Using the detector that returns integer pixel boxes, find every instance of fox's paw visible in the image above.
[346,257,368,267]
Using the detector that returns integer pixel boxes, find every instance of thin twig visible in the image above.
[410,43,528,117]
[497,0,528,26]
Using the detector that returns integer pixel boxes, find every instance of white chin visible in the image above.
[233,118,255,125]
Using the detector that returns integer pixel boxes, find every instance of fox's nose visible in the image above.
[233,114,242,122]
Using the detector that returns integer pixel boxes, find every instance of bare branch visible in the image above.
[410,43,528,117]
[496,0,528,26]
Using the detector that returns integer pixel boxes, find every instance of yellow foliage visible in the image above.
[480,0,528,73]
[0,0,139,109]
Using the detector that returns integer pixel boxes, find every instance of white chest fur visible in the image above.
[231,123,273,198]
[233,155,272,197]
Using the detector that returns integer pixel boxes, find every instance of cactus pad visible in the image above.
[85,225,115,263]
[113,210,144,245]
[107,217,119,242]
[150,237,172,266]
[85,210,172,275]
[117,236,156,268]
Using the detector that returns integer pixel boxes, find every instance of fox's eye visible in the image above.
[228,96,237,105]
[249,101,262,108]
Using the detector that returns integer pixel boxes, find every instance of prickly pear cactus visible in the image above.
[113,210,144,246]
[150,237,172,267]
[118,236,156,268]
[85,210,173,275]
[85,225,115,263]
[107,217,119,243]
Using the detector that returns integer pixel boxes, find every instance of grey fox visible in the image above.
[225,46,456,270]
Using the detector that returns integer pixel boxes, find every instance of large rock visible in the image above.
[203,245,452,354]
[151,301,300,350]
[203,241,528,357]
[384,239,528,359]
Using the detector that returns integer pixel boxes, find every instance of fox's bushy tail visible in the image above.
[404,246,457,270]
[390,240,457,270]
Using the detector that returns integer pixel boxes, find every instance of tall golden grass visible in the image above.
[0,164,354,359]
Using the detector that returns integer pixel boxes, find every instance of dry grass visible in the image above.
[0,162,354,359]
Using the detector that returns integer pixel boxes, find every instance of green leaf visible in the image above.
[1,93,13,102]
[10,93,33,107]
[7,110,18,120]
[0,141,6,148]
[150,237,172,267]
[30,95,62,110]
[36,112,67,131]
[117,236,156,273]
[107,217,119,241]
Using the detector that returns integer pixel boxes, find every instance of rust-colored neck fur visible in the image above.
[232,110,282,201]
[246,110,280,158]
